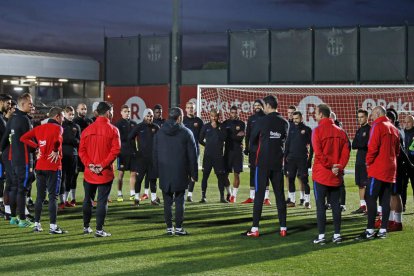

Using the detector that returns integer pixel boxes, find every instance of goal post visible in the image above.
[197,84,414,172]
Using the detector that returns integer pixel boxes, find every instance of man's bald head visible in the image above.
[371,106,386,121]
[405,115,414,130]
[76,103,87,117]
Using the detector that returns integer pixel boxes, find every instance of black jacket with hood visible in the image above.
[153,119,198,193]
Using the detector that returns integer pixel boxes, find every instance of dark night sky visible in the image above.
[1,0,413,62]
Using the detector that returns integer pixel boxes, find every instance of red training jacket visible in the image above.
[311,118,350,186]
[79,116,121,184]
[366,116,400,183]
[20,121,63,171]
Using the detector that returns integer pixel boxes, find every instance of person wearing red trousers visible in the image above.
[79,102,120,238]
[356,106,400,241]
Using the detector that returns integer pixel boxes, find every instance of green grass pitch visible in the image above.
[0,172,413,275]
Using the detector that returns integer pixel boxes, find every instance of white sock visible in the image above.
[188,192,193,197]
[366,229,374,234]
[304,194,310,203]
[225,185,231,194]
[251,227,258,232]
[288,192,296,203]
[250,189,255,199]
[333,233,341,239]
[130,190,135,196]
[318,234,325,239]
[280,227,287,231]
[71,189,76,200]
[377,205,382,214]
[59,194,64,203]
[389,211,395,221]
[0,197,3,202]
[300,191,305,200]
[50,224,57,230]
[144,189,149,195]
[135,193,140,200]
[117,190,122,196]
[394,212,402,223]
[5,205,11,213]
[265,189,270,199]
[64,191,69,202]
[379,228,387,233]
[175,227,182,231]
[233,188,238,197]
[25,206,30,215]
[35,222,40,227]
[151,193,157,201]
[360,200,366,206]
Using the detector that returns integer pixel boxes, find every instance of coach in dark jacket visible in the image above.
[153,107,198,236]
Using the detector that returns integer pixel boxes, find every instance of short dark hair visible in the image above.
[386,110,397,123]
[121,104,129,110]
[0,94,12,102]
[96,101,113,115]
[292,111,302,117]
[386,108,398,121]
[288,105,296,110]
[48,107,64,118]
[169,107,183,120]
[64,106,74,113]
[154,104,162,110]
[317,104,331,118]
[10,100,17,107]
[263,95,278,109]
[357,108,368,117]
[230,105,238,111]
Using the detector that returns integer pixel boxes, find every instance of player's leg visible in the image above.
[67,155,78,205]
[134,169,146,206]
[200,155,212,202]
[48,170,66,234]
[298,159,311,208]
[33,170,47,231]
[174,190,186,234]
[230,150,243,203]
[95,181,112,237]
[245,167,268,236]
[313,181,328,244]
[242,152,256,203]
[287,159,298,207]
[162,190,174,234]
[270,168,287,235]
[371,182,391,238]
[329,185,342,242]
[83,180,97,232]
[214,157,228,203]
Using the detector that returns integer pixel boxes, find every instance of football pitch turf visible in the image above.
[0,172,413,275]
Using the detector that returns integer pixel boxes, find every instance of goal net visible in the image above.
[197,85,414,172]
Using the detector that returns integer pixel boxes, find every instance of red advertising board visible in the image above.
[179,85,197,109]
[104,85,170,123]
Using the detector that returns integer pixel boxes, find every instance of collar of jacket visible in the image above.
[47,119,61,125]
[318,117,335,126]
[373,115,390,125]
[96,116,110,123]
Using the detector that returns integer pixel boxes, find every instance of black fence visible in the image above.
[105,25,414,85]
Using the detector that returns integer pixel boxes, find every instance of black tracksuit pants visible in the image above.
[62,154,78,194]
[314,182,341,234]
[10,165,32,219]
[162,189,185,228]
[366,178,391,230]
[83,181,112,231]
[252,167,286,228]
[35,170,61,224]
